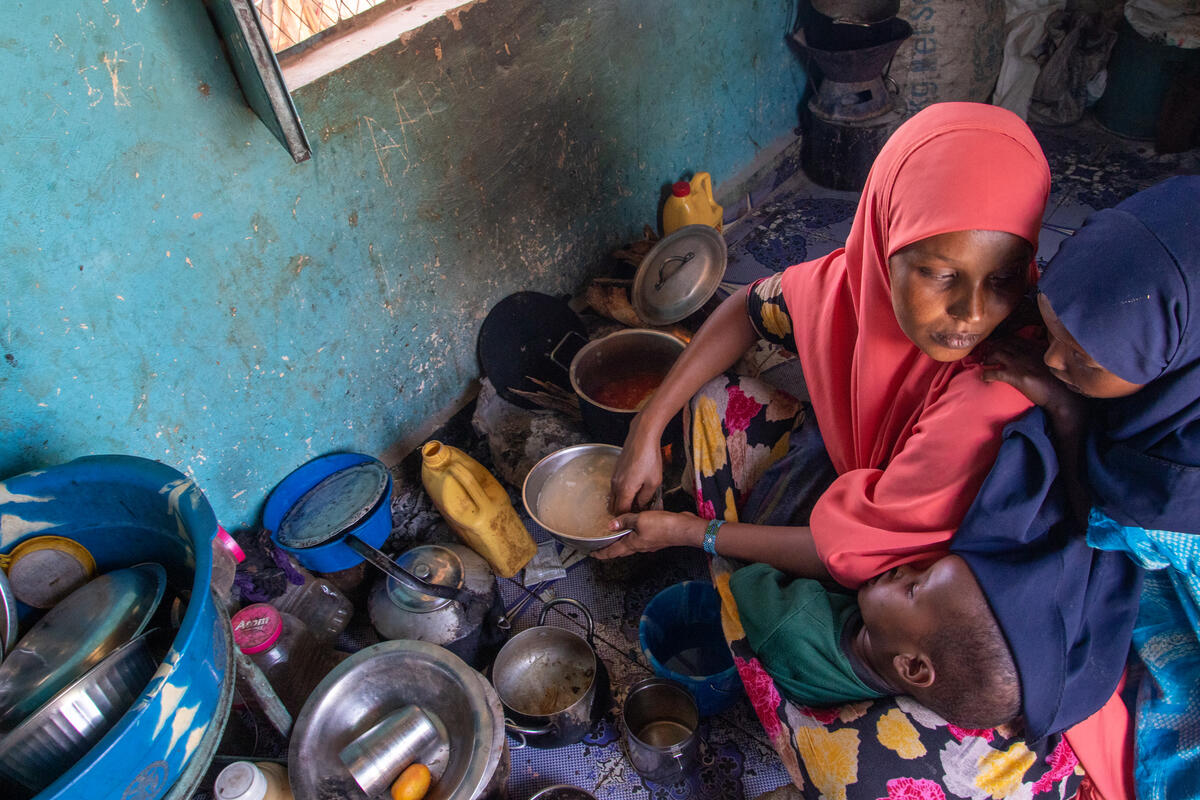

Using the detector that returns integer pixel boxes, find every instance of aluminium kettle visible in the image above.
[367,542,508,669]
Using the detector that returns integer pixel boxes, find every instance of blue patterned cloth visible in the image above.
[1087,509,1200,800]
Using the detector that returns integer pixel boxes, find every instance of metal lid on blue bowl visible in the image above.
[277,461,391,549]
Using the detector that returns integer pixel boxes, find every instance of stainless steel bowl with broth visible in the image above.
[523,444,631,553]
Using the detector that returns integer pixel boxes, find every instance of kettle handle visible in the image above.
[344,534,468,604]
[538,597,594,641]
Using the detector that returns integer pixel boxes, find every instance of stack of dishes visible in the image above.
[0,563,166,794]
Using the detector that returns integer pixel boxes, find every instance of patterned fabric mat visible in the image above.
[496,539,794,800]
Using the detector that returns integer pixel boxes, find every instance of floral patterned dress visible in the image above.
[681,276,1085,800]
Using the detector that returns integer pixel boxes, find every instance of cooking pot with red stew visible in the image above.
[569,329,686,447]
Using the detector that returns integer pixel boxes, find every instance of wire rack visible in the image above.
[252,0,388,52]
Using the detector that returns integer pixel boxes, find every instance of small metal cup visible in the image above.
[338,705,439,796]
[620,678,700,785]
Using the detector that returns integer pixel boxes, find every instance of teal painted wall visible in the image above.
[1,0,805,529]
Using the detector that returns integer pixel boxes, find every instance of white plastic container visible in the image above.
[214,760,294,800]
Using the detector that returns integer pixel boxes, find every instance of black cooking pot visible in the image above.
[567,329,686,447]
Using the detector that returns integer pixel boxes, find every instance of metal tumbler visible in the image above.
[338,704,439,796]
[620,678,700,784]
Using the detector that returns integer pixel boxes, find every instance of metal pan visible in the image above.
[0,630,158,792]
[0,562,165,733]
[492,599,609,749]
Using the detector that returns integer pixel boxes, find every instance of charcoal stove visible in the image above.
[795,1,912,190]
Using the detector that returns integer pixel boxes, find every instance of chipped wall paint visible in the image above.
[1,0,806,529]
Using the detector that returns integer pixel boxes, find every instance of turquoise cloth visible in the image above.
[1088,509,1200,800]
[730,563,885,707]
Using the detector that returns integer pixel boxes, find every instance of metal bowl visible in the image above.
[522,444,631,553]
[289,640,507,800]
[0,632,157,792]
[528,787,597,800]
[0,562,165,733]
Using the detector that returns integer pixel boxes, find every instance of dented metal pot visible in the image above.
[490,599,608,749]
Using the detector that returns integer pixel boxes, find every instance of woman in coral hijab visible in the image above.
[598,102,1050,588]
[594,101,1129,799]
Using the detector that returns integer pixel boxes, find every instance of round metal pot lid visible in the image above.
[386,545,465,612]
[277,461,391,549]
[0,562,166,732]
[632,225,727,325]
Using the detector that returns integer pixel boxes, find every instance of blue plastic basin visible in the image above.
[639,580,742,717]
[0,455,231,800]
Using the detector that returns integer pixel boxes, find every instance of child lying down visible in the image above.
[729,407,1143,740]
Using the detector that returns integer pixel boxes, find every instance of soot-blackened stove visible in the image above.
[795,1,912,190]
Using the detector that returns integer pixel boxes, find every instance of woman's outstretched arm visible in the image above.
[591,509,832,582]
[610,289,759,513]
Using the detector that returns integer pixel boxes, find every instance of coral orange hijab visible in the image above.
[781,102,1050,586]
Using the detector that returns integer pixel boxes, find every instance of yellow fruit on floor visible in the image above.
[391,763,432,800]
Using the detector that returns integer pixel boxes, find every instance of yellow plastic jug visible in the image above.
[662,172,723,236]
[420,441,536,578]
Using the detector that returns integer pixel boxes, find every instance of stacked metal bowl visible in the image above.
[0,564,166,795]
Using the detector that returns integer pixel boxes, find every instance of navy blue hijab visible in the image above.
[950,408,1143,741]
[1039,176,1200,533]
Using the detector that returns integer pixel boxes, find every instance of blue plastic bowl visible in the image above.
[639,580,742,717]
[263,452,393,573]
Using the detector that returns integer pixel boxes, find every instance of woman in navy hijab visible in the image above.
[985,175,1200,800]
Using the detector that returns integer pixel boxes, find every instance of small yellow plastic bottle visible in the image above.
[420,441,536,578]
[662,172,724,236]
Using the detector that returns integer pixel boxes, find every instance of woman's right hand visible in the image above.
[610,415,664,514]
[607,289,762,515]
[591,511,704,559]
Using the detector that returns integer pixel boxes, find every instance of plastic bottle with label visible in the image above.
[420,440,536,578]
[269,561,354,645]
[662,172,724,235]
[211,526,246,614]
[231,603,346,718]
[213,760,294,800]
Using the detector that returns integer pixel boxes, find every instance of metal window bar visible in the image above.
[252,0,389,53]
